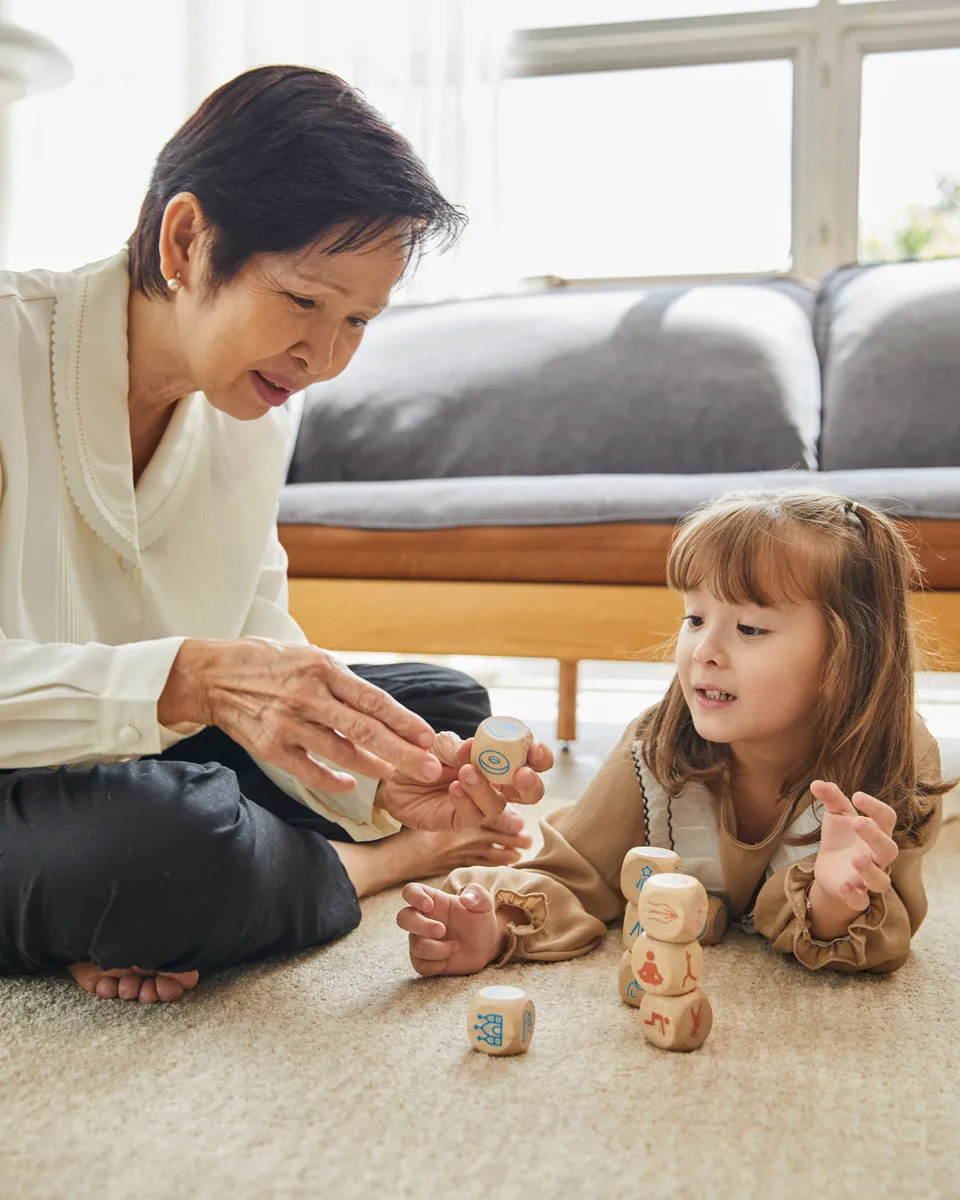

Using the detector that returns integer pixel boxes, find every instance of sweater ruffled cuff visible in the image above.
[487,888,549,966]
[784,862,888,970]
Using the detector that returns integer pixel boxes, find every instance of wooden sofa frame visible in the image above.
[279,519,960,742]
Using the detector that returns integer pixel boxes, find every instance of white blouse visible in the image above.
[0,249,392,841]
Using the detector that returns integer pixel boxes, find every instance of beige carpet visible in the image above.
[2,762,959,1200]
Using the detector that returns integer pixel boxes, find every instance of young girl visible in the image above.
[397,490,950,977]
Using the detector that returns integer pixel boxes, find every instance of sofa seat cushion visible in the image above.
[278,467,960,587]
[287,281,821,482]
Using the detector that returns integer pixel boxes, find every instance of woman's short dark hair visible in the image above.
[129,65,465,297]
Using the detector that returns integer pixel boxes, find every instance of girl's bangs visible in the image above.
[668,509,825,608]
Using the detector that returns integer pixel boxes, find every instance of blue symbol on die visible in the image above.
[474,1011,504,1046]
[478,749,511,776]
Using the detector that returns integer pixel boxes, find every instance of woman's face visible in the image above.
[173,229,406,419]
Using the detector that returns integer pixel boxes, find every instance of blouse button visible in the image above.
[117,555,138,572]
[117,724,140,749]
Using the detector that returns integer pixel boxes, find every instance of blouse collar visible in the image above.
[51,249,203,563]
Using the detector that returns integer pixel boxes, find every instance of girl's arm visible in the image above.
[440,718,649,965]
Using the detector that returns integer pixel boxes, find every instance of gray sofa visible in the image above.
[278,258,960,738]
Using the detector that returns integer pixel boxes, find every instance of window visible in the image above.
[859,47,960,263]
[512,0,814,26]
[499,60,794,279]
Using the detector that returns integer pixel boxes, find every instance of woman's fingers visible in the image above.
[454,766,511,822]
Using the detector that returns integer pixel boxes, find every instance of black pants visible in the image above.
[0,662,490,977]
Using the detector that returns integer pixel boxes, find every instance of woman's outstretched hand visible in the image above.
[159,636,447,795]
[376,729,554,830]
[397,882,503,977]
[810,780,900,913]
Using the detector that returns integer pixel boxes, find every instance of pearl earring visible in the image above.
[166,271,182,292]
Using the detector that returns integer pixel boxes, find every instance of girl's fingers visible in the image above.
[396,908,447,938]
[409,937,459,964]
[811,779,856,816]
[852,855,892,894]
[852,817,898,867]
[852,791,898,838]
[526,742,555,774]
[399,882,440,913]
[839,877,870,910]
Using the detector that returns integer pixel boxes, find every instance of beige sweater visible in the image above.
[446,714,942,974]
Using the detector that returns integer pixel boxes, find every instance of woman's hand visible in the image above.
[810,780,900,914]
[397,882,505,977]
[159,637,445,794]
[376,730,554,830]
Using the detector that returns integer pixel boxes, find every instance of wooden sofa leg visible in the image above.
[557,660,579,745]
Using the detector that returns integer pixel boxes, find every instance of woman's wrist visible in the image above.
[157,638,222,727]
[806,879,867,941]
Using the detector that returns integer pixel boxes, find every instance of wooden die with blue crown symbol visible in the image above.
[467,985,536,1056]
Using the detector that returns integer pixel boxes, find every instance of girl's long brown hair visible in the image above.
[637,489,949,847]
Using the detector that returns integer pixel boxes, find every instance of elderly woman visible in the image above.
[0,65,551,1003]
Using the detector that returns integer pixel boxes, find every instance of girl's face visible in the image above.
[676,588,830,763]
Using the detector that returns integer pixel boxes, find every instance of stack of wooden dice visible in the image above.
[618,847,724,1052]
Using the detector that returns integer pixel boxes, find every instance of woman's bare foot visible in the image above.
[333,806,534,898]
[66,962,200,1003]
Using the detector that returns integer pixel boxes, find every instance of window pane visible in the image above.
[859,48,960,264]
[5,0,188,271]
[510,0,814,27]
[499,60,793,279]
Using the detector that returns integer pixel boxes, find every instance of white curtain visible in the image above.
[4,0,509,302]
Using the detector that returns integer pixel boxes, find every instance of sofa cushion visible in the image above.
[818,259,960,470]
[279,467,960,530]
[287,280,821,483]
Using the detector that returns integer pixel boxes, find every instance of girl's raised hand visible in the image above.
[396,882,502,977]
[810,780,899,912]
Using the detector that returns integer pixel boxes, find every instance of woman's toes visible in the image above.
[95,975,120,1000]
[117,974,142,1001]
[138,977,160,1004]
[154,975,185,1003]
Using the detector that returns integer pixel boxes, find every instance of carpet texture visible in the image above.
[1,797,958,1199]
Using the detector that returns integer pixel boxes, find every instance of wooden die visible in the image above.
[619,846,684,903]
[618,950,645,1007]
[636,873,708,944]
[467,985,536,1056]
[471,716,534,786]
[630,933,703,997]
[639,988,713,1052]
[698,895,729,946]
[622,901,643,949]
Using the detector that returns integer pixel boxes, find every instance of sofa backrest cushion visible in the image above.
[818,259,960,471]
[287,280,820,482]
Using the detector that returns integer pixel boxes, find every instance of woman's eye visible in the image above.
[347,316,369,329]
[286,293,315,310]
[683,614,704,628]
[737,623,767,637]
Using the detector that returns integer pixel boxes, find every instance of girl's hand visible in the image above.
[376,730,553,831]
[810,780,899,912]
[397,882,503,977]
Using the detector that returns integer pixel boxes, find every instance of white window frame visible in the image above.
[506,0,960,283]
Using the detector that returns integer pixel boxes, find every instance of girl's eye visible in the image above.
[286,293,315,310]
[682,614,704,628]
[737,623,768,637]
